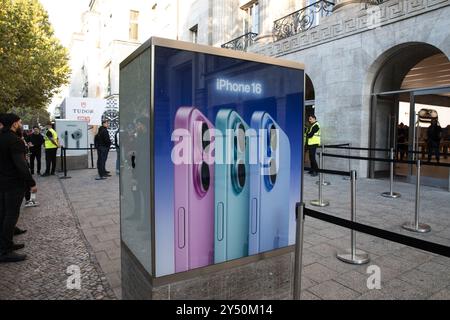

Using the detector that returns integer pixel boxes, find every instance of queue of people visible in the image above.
[0,113,37,263]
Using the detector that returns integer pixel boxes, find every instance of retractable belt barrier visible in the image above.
[59,145,103,179]
[298,204,450,258]
[321,152,450,168]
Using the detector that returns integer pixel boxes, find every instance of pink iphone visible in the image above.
[173,107,215,272]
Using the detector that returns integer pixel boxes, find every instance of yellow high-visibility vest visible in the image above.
[307,122,321,146]
[44,128,59,149]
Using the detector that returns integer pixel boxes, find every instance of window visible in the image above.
[242,1,259,34]
[129,10,139,41]
[190,25,198,44]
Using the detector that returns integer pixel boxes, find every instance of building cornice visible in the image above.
[251,0,450,57]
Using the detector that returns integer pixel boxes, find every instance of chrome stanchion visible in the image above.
[337,170,370,265]
[402,160,431,233]
[381,147,401,198]
[310,151,330,207]
[316,145,331,186]
[343,143,351,181]
[293,203,305,300]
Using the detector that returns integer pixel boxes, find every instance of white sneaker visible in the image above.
[30,200,39,207]
[24,201,34,208]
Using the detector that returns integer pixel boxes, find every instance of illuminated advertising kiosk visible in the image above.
[119,37,304,299]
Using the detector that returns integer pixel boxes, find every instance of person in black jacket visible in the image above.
[95,120,111,179]
[427,119,442,163]
[0,113,37,263]
[25,126,45,175]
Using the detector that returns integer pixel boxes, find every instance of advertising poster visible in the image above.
[61,97,106,126]
[153,46,304,276]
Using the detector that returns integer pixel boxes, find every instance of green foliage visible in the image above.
[0,0,70,113]
[9,105,50,127]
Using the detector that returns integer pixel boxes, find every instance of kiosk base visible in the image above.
[121,242,295,300]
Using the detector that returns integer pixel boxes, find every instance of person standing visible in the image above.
[0,113,37,263]
[26,126,45,175]
[305,115,321,176]
[42,122,59,176]
[95,120,111,180]
[427,119,442,163]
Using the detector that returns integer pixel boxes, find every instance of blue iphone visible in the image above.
[249,112,290,255]
[214,109,250,263]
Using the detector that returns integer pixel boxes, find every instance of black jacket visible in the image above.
[95,126,111,148]
[0,129,36,191]
[25,133,45,153]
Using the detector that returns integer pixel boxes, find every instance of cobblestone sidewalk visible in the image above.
[0,173,116,300]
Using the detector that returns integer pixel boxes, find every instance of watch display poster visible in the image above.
[120,38,304,277]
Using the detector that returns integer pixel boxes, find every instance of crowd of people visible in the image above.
[0,113,37,263]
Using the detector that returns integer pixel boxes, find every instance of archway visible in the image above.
[369,42,450,188]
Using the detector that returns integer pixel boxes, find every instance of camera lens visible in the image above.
[269,124,277,152]
[200,161,210,192]
[236,122,245,153]
[237,160,246,188]
[201,122,210,150]
[269,158,277,185]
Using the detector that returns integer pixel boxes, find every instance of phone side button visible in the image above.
[251,198,258,235]
[178,207,185,249]
[217,202,224,241]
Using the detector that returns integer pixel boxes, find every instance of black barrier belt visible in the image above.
[324,143,351,148]
[303,207,450,257]
[63,147,97,150]
[316,168,351,177]
[324,145,391,152]
[321,152,450,168]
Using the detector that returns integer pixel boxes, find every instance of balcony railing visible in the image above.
[273,0,335,42]
[221,32,258,51]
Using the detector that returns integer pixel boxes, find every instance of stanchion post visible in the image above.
[336,170,370,265]
[343,143,351,181]
[381,147,401,198]
[90,144,95,169]
[59,146,72,180]
[293,203,305,300]
[316,145,331,186]
[310,151,330,207]
[60,146,64,173]
[402,160,431,233]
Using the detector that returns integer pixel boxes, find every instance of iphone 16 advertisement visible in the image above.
[154,45,303,276]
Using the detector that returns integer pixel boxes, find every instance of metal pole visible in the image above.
[402,160,431,233]
[381,147,401,198]
[310,151,329,207]
[316,145,330,186]
[293,203,305,300]
[60,146,64,173]
[337,170,370,265]
[90,144,94,169]
[343,143,351,181]
[59,147,72,180]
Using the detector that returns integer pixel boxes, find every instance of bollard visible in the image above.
[310,151,330,207]
[316,145,331,186]
[90,144,95,169]
[402,160,431,233]
[59,147,72,180]
[293,203,305,300]
[381,148,401,198]
[343,143,351,181]
[336,170,370,265]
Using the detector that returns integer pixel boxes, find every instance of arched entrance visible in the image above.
[369,42,450,189]
[305,73,315,118]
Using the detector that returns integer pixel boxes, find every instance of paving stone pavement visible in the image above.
[2,150,449,300]
[59,152,121,299]
[0,172,116,300]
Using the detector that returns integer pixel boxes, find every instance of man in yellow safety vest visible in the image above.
[42,122,59,177]
[306,115,321,176]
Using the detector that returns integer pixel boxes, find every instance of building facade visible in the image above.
[63,0,450,184]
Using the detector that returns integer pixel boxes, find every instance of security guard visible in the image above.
[306,115,321,176]
[42,122,59,176]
